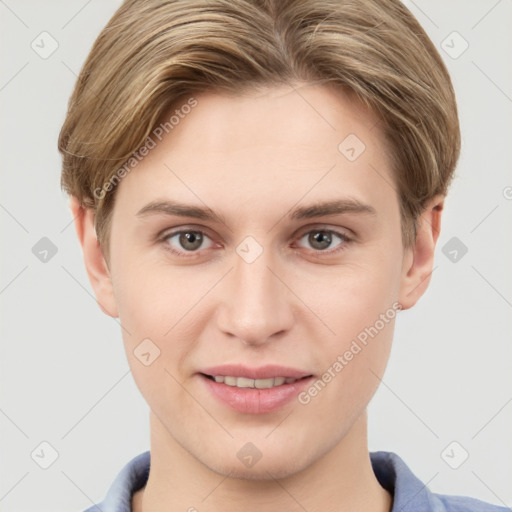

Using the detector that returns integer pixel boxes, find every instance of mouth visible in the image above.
[200,373,312,389]
[197,364,315,413]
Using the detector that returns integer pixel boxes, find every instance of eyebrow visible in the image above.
[290,198,376,220]
[136,198,376,223]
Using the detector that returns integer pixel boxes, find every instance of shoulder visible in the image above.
[370,451,508,512]
[431,493,509,512]
[82,451,151,512]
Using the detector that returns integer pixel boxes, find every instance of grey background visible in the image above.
[1,0,511,510]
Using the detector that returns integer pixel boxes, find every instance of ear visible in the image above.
[69,196,118,318]
[398,195,445,310]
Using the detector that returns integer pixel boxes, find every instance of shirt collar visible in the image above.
[370,451,442,512]
[89,450,440,512]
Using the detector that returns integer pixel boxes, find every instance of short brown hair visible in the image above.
[58,0,461,258]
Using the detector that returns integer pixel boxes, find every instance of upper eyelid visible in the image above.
[158,225,217,243]
[296,225,352,238]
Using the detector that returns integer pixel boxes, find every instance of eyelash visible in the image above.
[158,226,353,258]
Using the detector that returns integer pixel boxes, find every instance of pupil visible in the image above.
[181,232,202,250]
[311,231,331,250]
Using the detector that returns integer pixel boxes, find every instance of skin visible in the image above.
[71,82,443,512]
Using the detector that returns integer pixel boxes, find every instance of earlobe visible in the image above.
[69,196,118,318]
[398,195,445,310]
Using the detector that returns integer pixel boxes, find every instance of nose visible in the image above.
[216,242,295,346]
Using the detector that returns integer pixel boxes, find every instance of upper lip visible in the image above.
[199,364,312,380]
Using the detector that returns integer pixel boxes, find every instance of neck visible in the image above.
[133,411,391,512]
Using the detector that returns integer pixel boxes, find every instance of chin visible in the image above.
[200,444,314,481]
[209,458,306,481]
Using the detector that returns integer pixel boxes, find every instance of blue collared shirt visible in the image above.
[84,450,508,512]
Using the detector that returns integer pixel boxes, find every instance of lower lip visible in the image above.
[200,374,314,414]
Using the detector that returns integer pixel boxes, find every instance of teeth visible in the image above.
[211,375,298,388]
[224,376,237,386]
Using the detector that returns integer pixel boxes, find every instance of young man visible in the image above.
[58,0,507,511]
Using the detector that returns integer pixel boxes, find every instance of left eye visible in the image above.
[296,229,349,253]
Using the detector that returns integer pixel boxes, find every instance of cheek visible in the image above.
[299,255,402,344]
[110,249,201,332]
[292,255,401,410]
[110,258,216,377]
[111,268,197,413]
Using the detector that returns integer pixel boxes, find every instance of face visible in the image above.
[97,83,418,478]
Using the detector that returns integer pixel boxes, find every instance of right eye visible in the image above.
[161,228,217,256]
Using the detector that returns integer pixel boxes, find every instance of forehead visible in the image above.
[112,83,398,226]
[160,83,385,159]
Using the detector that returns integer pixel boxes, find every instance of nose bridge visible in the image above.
[217,237,293,344]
